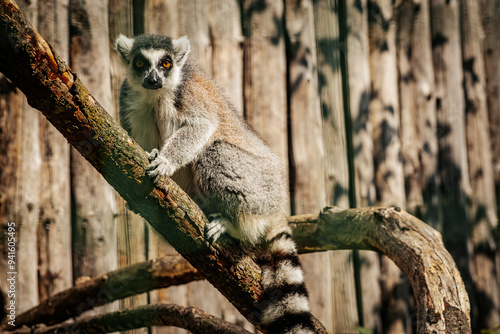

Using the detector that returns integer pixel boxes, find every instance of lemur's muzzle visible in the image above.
[143,71,162,90]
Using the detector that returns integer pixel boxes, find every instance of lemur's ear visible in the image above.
[115,34,134,63]
[172,36,190,65]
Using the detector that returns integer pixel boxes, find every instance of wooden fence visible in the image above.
[0,0,499,333]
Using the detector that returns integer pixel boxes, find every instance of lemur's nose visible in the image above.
[143,71,162,90]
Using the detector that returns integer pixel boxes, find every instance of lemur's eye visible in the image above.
[135,60,144,68]
[162,61,172,69]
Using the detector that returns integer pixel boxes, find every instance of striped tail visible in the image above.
[257,229,315,334]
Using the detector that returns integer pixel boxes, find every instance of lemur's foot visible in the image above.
[206,213,230,244]
[146,149,176,182]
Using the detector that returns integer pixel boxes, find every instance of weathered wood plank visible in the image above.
[368,1,410,333]
[461,0,500,329]
[36,0,72,301]
[242,0,288,164]
[345,0,381,332]
[69,0,118,317]
[311,0,359,332]
[285,0,334,331]
[431,0,476,330]
[0,0,40,315]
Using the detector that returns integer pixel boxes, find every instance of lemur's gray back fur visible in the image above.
[116,34,315,333]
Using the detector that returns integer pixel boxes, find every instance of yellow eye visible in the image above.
[162,61,171,69]
[135,60,144,68]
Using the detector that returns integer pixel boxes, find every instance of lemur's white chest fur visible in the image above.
[126,87,181,152]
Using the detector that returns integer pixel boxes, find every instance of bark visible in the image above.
[9,304,253,334]
[345,0,381,332]
[0,1,330,332]
[460,0,500,328]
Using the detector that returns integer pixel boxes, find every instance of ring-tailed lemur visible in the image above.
[115,34,315,334]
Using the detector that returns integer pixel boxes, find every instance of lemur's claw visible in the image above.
[148,148,159,161]
[146,151,176,180]
[206,213,229,244]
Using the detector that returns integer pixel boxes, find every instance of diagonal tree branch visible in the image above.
[9,303,253,334]
[0,1,327,332]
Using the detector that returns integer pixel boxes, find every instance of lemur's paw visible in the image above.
[206,213,230,244]
[148,148,160,161]
[146,152,176,182]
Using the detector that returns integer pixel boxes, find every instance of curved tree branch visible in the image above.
[9,303,252,334]
[290,206,472,333]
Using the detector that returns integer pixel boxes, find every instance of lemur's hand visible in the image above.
[146,148,176,182]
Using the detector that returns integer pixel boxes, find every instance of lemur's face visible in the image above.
[131,49,174,90]
[115,34,190,91]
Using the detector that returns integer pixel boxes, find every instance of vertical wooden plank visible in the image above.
[285,0,332,331]
[0,77,26,316]
[242,0,288,165]
[36,0,73,301]
[0,0,41,315]
[410,0,441,230]
[143,0,178,37]
[177,0,211,70]
[480,0,500,224]
[109,2,149,331]
[461,0,500,329]
[430,0,476,330]
[396,2,424,216]
[69,0,118,315]
[345,0,381,332]
[312,0,359,332]
[208,0,244,113]
[480,0,500,311]
[16,0,42,314]
[368,1,410,333]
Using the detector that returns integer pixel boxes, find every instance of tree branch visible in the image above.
[1,255,203,330]
[9,304,252,334]
[0,1,328,332]
[290,206,472,333]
